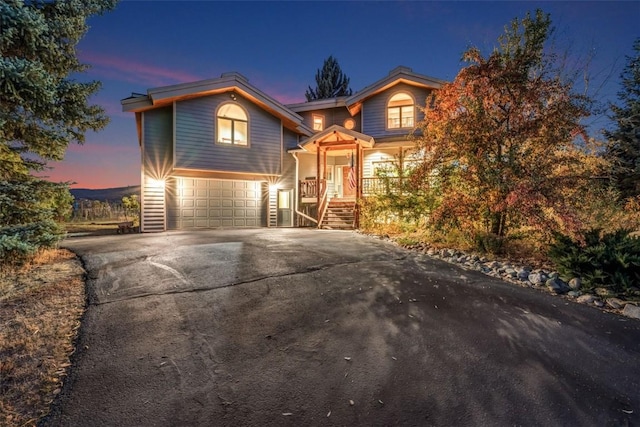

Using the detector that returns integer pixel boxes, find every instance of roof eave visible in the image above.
[121,73,308,134]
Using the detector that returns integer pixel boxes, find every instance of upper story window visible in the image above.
[217,103,248,146]
[312,114,324,131]
[387,92,415,129]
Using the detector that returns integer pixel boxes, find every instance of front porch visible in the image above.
[294,125,374,229]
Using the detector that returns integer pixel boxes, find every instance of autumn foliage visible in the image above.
[405,10,606,250]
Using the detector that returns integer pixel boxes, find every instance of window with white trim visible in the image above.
[217,103,248,146]
[312,114,324,131]
[387,92,415,129]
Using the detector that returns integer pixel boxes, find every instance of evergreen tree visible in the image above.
[305,55,353,101]
[0,0,116,263]
[0,0,116,179]
[605,38,640,200]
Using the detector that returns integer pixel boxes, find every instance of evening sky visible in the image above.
[40,0,640,189]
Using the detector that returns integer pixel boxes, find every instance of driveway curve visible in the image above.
[43,229,640,426]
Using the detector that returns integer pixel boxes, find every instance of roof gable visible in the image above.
[298,124,375,153]
[346,66,445,115]
[121,72,312,136]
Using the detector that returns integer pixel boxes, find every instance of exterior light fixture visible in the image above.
[148,178,166,189]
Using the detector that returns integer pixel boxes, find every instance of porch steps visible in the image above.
[320,200,356,230]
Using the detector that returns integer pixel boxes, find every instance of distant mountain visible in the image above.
[70,185,141,202]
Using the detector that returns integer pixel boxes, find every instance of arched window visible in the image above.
[216,103,248,146]
[387,92,414,129]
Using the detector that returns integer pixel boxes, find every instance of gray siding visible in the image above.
[280,152,297,191]
[362,83,432,138]
[283,128,299,151]
[301,108,360,132]
[143,107,173,176]
[175,94,282,175]
[142,107,172,232]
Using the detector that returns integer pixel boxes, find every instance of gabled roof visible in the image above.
[298,124,375,153]
[346,66,445,115]
[121,72,312,136]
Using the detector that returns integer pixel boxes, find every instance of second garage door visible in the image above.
[167,178,265,229]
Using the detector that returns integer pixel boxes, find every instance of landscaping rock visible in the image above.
[546,277,570,294]
[504,268,518,278]
[577,294,596,304]
[568,278,582,291]
[622,304,640,320]
[528,272,547,285]
[517,268,530,281]
[394,237,635,319]
[606,298,625,310]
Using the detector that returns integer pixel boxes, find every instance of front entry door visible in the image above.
[341,166,357,198]
[277,189,293,227]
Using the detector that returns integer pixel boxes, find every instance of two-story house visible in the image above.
[121,66,444,232]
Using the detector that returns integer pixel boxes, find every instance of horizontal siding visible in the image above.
[143,107,173,177]
[362,83,433,138]
[283,128,299,150]
[363,148,402,178]
[280,153,297,191]
[175,94,282,175]
[301,108,360,132]
[141,177,166,232]
[141,107,172,232]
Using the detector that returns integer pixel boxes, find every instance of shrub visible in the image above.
[548,229,640,296]
[0,221,64,265]
[473,231,506,255]
[0,180,68,265]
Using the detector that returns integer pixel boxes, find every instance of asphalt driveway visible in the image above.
[43,229,640,426]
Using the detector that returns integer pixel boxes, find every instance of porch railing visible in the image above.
[300,178,326,199]
[362,177,403,196]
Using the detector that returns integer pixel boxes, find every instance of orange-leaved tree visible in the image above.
[412,9,603,243]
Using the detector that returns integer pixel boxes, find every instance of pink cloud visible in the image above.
[65,142,138,155]
[80,51,204,87]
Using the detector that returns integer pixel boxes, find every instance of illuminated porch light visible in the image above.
[148,177,166,189]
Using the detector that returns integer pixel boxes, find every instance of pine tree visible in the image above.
[605,38,640,200]
[0,0,116,179]
[305,55,353,101]
[0,0,116,264]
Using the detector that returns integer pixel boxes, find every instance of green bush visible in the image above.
[0,221,65,265]
[548,229,640,295]
[0,180,68,265]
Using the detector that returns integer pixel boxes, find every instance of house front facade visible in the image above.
[121,66,444,232]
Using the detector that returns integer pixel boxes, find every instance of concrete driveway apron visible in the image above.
[43,229,640,426]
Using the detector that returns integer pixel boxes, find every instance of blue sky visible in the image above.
[43,0,639,189]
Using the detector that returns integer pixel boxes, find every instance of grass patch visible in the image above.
[0,249,85,426]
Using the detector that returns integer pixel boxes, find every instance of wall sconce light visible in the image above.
[230,93,237,101]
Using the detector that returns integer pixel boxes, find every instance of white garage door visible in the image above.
[168,178,265,229]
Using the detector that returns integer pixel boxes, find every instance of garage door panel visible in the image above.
[168,178,265,229]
